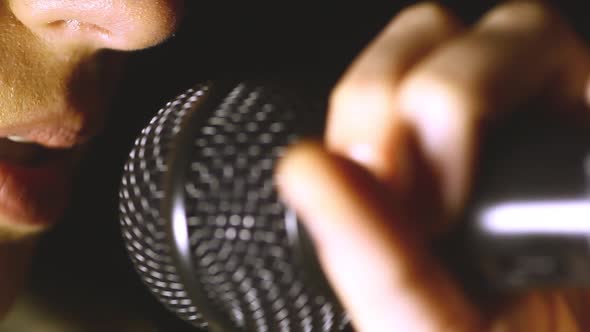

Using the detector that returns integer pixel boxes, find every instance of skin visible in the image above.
[277,1,590,331]
[0,0,183,318]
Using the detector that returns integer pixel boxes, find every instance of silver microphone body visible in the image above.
[119,78,590,331]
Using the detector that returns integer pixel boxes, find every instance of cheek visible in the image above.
[0,9,123,138]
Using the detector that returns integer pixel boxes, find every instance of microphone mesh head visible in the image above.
[119,80,349,331]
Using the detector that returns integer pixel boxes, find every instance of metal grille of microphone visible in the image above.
[119,79,350,331]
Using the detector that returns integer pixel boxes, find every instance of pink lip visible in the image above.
[0,155,74,228]
[0,123,89,148]
[0,105,100,229]
[0,113,96,229]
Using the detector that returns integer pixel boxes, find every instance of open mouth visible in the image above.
[0,136,79,234]
[0,136,73,166]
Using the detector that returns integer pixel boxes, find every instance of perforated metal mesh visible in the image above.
[119,80,350,331]
[120,86,209,328]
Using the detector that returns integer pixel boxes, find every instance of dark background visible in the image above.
[15,1,588,331]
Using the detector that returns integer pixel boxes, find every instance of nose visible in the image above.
[9,0,183,51]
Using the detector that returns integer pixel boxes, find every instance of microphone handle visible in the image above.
[442,216,590,290]
[440,105,590,291]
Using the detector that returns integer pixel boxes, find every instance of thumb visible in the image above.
[276,141,482,332]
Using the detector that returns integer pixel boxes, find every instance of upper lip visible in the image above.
[0,122,93,149]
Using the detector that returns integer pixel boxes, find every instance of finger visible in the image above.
[276,141,481,332]
[327,2,464,184]
[397,1,590,220]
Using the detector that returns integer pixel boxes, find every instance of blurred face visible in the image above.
[0,0,183,238]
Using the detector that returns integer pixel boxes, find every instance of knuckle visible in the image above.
[392,2,459,31]
[329,76,396,116]
[398,2,452,23]
[480,1,565,34]
[413,2,456,23]
[398,71,481,126]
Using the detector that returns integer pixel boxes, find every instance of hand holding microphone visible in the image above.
[119,2,590,332]
[279,3,590,331]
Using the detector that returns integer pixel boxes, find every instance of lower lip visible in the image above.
[0,156,74,229]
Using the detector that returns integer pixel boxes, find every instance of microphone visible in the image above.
[118,77,590,331]
[119,78,349,332]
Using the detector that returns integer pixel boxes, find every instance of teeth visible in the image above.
[6,136,33,143]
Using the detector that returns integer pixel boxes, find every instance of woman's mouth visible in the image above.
[0,135,79,238]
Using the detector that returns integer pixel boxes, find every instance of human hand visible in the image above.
[277,2,590,331]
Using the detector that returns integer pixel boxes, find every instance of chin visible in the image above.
[0,235,37,318]
[0,217,48,242]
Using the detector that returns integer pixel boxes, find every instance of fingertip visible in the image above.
[275,139,390,244]
[275,139,324,199]
[275,140,336,232]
